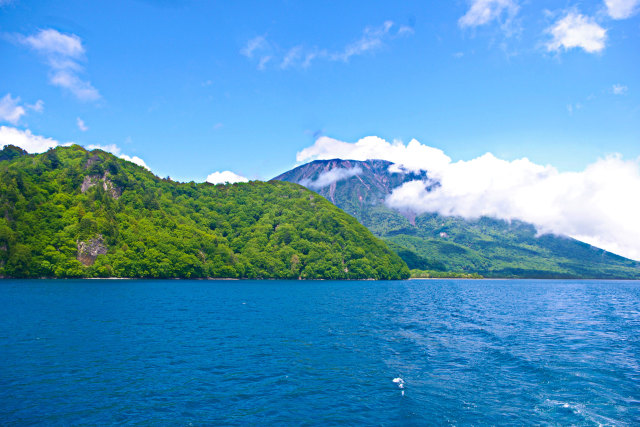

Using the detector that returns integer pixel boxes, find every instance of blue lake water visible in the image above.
[1,279,639,425]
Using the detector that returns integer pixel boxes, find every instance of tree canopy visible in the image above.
[0,145,409,280]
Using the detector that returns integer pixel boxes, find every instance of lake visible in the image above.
[1,279,639,424]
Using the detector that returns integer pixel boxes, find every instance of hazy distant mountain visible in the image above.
[274,159,640,279]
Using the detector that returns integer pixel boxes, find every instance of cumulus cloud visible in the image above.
[0,94,45,125]
[546,12,607,54]
[459,0,519,28]
[0,94,26,124]
[612,84,628,95]
[297,135,452,173]
[605,0,639,19]
[86,143,149,170]
[206,171,249,185]
[0,125,67,153]
[300,167,363,189]
[297,135,640,261]
[19,29,100,101]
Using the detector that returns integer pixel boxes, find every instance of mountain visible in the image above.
[274,159,640,279]
[0,146,409,279]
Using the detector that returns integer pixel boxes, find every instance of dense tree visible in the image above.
[0,145,409,279]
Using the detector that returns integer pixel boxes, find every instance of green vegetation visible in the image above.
[276,159,640,279]
[410,269,483,279]
[384,214,640,279]
[0,145,409,280]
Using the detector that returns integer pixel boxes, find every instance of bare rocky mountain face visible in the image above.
[274,159,640,279]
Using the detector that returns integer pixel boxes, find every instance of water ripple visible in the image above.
[0,279,639,425]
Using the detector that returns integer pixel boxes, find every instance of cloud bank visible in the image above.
[300,167,363,189]
[298,136,640,261]
[0,126,62,153]
[206,171,248,185]
[297,136,452,173]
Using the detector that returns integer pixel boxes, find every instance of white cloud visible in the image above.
[21,29,84,58]
[242,21,411,70]
[206,171,249,185]
[298,135,640,261]
[19,29,100,101]
[281,46,303,69]
[0,125,65,153]
[0,125,150,171]
[0,94,26,125]
[86,143,149,170]
[459,0,519,28]
[118,154,149,170]
[546,12,607,54]
[0,95,45,125]
[241,35,268,59]
[297,135,452,173]
[332,21,395,62]
[398,26,415,36]
[300,167,363,189]
[49,70,100,102]
[605,0,639,19]
[27,100,44,112]
[257,55,272,71]
[77,117,88,131]
[612,84,628,95]
[240,36,274,71]
[567,102,583,115]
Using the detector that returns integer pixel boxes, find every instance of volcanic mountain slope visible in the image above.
[274,159,640,279]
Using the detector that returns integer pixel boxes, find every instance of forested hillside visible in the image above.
[0,145,409,279]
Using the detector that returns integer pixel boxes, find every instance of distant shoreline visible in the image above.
[2,277,639,281]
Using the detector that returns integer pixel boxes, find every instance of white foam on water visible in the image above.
[542,399,620,426]
[392,377,405,396]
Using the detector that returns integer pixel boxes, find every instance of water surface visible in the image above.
[1,279,639,424]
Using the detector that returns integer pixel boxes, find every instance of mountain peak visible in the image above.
[275,158,640,279]
[274,158,428,206]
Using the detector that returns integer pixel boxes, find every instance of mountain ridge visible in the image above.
[275,158,640,279]
[0,145,409,279]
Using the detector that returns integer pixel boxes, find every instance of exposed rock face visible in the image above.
[80,173,121,199]
[77,236,108,266]
[273,159,429,224]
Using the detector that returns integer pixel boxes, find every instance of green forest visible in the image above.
[0,145,409,280]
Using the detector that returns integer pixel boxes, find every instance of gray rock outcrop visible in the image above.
[77,235,108,266]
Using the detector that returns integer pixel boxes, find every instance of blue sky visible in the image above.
[1,0,639,182]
